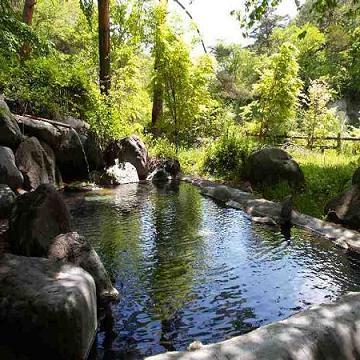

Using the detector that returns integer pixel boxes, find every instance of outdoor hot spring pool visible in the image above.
[64,182,360,359]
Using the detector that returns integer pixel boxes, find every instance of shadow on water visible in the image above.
[64,182,360,359]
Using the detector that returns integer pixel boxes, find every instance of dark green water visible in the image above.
[64,182,360,359]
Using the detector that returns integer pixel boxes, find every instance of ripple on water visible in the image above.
[64,183,360,359]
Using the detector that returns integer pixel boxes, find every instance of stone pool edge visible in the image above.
[146,291,360,360]
[181,175,360,253]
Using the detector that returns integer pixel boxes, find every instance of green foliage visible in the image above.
[0,6,46,57]
[151,2,218,147]
[262,148,358,218]
[301,78,340,148]
[241,43,303,139]
[213,43,266,112]
[0,54,94,119]
[269,24,327,87]
[203,127,259,179]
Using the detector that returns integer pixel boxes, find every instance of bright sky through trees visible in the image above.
[169,0,300,48]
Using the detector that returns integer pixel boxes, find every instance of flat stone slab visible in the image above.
[0,254,97,360]
[146,292,360,360]
[182,176,360,253]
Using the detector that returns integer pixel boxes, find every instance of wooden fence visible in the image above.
[245,132,360,152]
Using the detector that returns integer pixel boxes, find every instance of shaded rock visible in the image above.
[0,254,97,360]
[0,146,23,190]
[148,168,170,183]
[49,232,119,302]
[325,185,360,230]
[149,157,181,178]
[247,147,304,189]
[105,135,148,180]
[15,137,57,191]
[0,185,16,219]
[353,167,360,185]
[102,161,139,185]
[280,195,293,225]
[56,128,90,181]
[0,99,22,149]
[61,116,90,131]
[14,115,63,149]
[84,132,105,172]
[201,185,232,202]
[164,158,181,177]
[9,184,71,256]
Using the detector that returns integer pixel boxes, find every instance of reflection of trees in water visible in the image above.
[148,182,205,343]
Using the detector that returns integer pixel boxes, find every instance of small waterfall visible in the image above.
[70,128,91,182]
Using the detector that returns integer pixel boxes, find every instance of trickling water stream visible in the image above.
[70,127,91,182]
[64,182,360,359]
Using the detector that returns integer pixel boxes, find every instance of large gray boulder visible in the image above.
[0,185,16,219]
[105,135,148,180]
[0,99,22,149]
[9,184,71,256]
[0,146,24,190]
[15,137,57,191]
[14,115,63,149]
[101,161,139,186]
[49,232,119,302]
[246,147,304,189]
[325,185,360,230]
[0,254,97,360]
[9,184,118,303]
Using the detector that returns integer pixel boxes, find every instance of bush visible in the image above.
[0,54,95,119]
[203,130,259,179]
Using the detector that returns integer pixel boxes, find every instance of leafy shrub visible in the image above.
[203,129,259,179]
[0,54,95,119]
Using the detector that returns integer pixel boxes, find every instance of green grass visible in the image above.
[149,136,359,219]
[262,148,358,218]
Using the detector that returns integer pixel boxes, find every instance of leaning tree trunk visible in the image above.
[19,0,36,58]
[98,0,111,95]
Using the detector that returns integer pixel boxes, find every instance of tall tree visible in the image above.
[151,0,167,135]
[20,0,36,58]
[98,0,111,94]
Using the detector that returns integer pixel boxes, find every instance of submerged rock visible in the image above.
[325,185,360,230]
[0,99,22,149]
[105,135,148,180]
[0,146,24,191]
[49,232,119,302]
[9,184,71,256]
[15,137,57,191]
[247,147,304,189]
[0,254,97,360]
[0,185,16,219]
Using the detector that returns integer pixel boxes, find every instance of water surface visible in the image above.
[64,182,360,359]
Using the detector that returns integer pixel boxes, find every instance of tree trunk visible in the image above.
[98,0,111,95]
[151,0,167,135]
[19,0,36,58]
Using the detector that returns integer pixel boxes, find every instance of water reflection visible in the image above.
[64,183,360,359]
